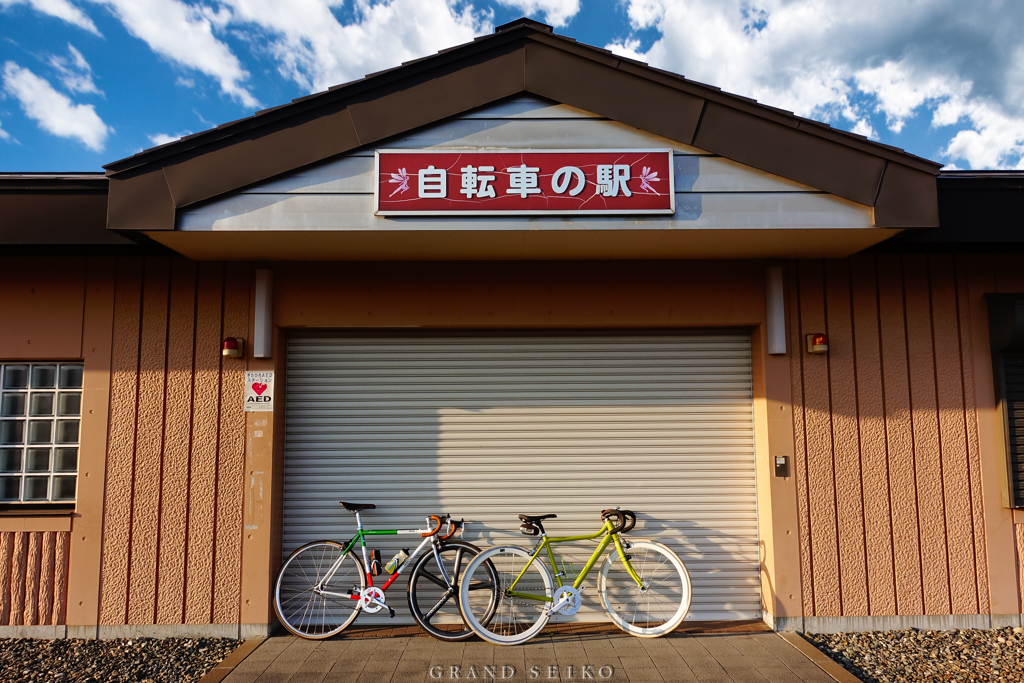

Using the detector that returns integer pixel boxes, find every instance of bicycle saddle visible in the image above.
[340,502,376,512]
[518,514,557,524]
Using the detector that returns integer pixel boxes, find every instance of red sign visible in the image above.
[375,150,674,215]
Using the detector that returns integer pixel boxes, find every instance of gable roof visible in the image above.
[104,18,941,233]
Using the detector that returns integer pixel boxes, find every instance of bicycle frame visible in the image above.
[316,511,453,606]
[506,518,644,605]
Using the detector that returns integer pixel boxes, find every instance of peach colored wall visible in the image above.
[0,532,70,626]
[97,256,250,626]
[0,257,86,360]
[6,252,1024,627]
[787,253,1004,617]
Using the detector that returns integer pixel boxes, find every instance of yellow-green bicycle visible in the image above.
[457,508,692,645]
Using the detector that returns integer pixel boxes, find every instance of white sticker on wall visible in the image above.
[245,371,274,412]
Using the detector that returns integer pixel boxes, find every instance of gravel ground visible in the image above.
[806,627,1024,682]
[0,637,242,682]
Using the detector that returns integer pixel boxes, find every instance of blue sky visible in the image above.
[1,0,1023,172]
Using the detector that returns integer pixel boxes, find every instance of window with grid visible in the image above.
[0,363,82,503]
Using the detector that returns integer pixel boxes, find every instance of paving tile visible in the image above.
[286,674,332,683]
[226,626,838,683]
[320,671,363,683]
[353,671,393,683]
[648,661,698,683]
[688,672,731,683]
[667,639,712,659]
[745,635,812,669]
[672,656,730,683]
[393,661,433,683]
[252,673,294,683]
[750,664,808,683]
[623,668,666,682]
[617,655,659,670]
[222,674,262,683]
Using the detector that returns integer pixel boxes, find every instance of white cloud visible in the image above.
[2,61,111,150]
[0,0,100,35]
[49,44,101,95]
[87,0,260,108]
[148,130,190,146]
[609,0,1024,169]
[850,119,877,140]
[495,0,579,27]
[221,0,490,93]
[0,120,10,141]
[941,100,1024,169]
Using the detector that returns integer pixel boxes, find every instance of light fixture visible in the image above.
[223,337,245,358]
[806,333,829,354]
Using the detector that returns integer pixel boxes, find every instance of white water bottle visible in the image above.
[384,548,409,574]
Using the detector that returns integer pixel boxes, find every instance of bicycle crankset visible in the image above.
[549,585,581,616]
[359,587,386,614]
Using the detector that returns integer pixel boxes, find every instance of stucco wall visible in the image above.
[788,253,996,617]
[98,256,250,627]
[0,532,70,626]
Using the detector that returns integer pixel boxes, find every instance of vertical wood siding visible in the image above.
[0,532,70,626]
[98,256,249,626]
[790,254,989,616]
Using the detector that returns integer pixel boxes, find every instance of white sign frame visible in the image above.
[374,148,676,216]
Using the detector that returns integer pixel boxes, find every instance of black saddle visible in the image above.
[340,502,376,512]
[519,514,557,524]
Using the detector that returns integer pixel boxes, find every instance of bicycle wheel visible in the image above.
[274,540,366,639]
[458,545,553,645]
[599,539,691,637]
[407,540,499,641]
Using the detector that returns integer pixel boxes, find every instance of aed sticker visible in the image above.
[245,371,274,412]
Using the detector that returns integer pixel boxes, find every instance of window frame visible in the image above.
[0,362,83,506]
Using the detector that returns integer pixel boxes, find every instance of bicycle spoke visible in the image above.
[423,592,452,621]
[459,546,550,645]
[417,570,448,589]
[275,542,363,639]
[600,541,690,637]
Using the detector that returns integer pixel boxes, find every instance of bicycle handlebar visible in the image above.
[439,515,463,540]
[422,515,443,537]
[601,508,637,534]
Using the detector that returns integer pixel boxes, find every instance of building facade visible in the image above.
[1,19,1023,638]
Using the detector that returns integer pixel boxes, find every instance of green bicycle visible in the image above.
[457,508,692,645]
[274,502,499,640]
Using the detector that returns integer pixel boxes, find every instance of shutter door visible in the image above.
[284,331,759,623]
[1003,354,1024,507]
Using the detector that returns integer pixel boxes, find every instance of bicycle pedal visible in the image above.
[388,608,396,619]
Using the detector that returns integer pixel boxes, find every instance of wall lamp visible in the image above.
[223,337,245,358]
[806,333,829,354]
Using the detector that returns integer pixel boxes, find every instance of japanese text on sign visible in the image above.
[375,150,674,215]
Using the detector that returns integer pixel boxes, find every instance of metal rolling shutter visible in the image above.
[283,331,759,623]
[1002,354,1024,507]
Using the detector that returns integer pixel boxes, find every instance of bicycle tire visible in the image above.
[274,540,366,639]
[458,545,553,646]
[598,539,691,637]
[406,539,499,641]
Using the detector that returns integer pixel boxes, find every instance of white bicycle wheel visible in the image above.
[458,545,553,645]
[274,541,365,639]
[599,539,691,637]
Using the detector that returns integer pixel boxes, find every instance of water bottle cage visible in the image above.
[370,549,382,576]
[520,523,540,536]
